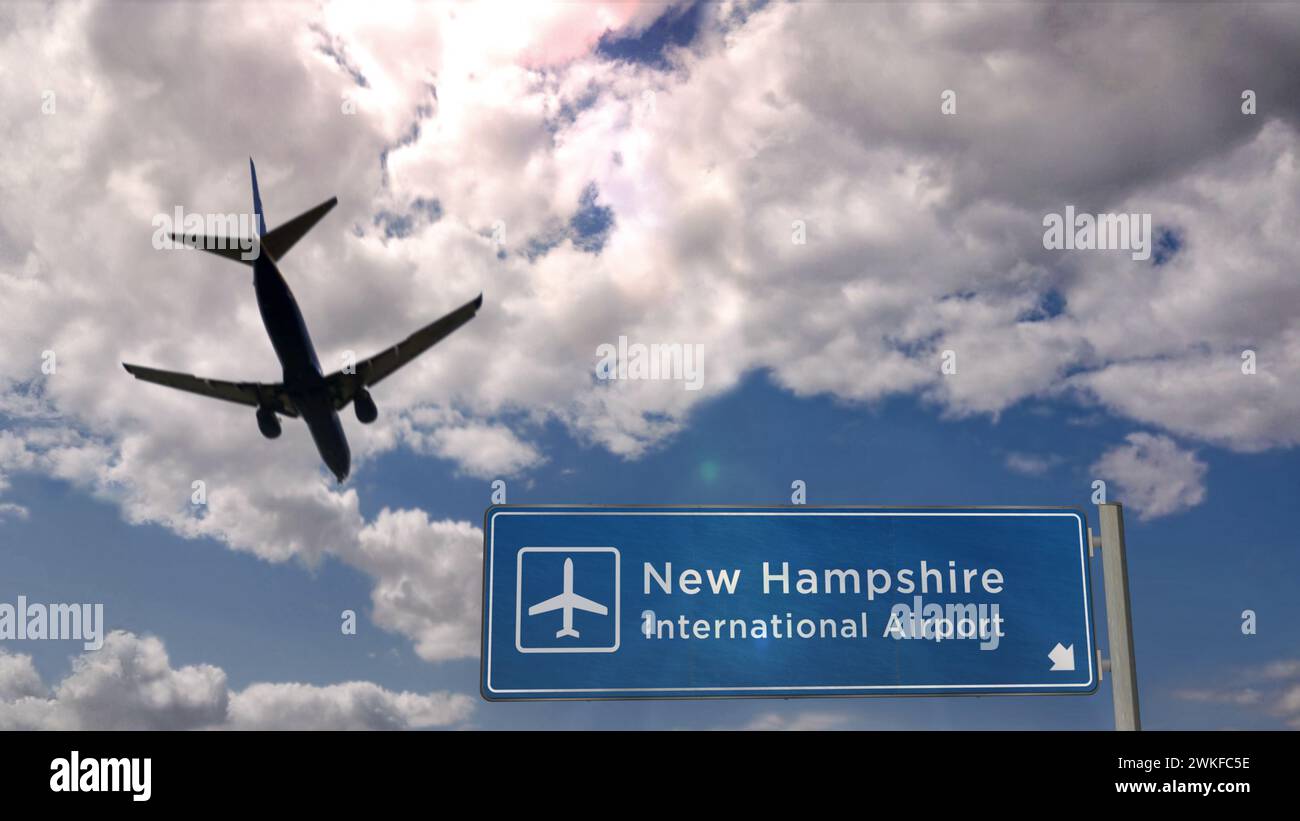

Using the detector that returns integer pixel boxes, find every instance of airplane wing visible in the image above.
[324,293,482,410]
[122,363,299,417]
[569,595,608,616]
[527,594,567,616]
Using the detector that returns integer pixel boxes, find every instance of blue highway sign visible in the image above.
[481,506,1097,700]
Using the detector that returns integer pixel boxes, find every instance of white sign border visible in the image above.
[484,509,1095,697]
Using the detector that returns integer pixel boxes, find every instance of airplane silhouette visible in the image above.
[123,159,481,482]
[528,557,608,639]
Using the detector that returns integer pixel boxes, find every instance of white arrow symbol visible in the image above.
[1049,643,1076,672]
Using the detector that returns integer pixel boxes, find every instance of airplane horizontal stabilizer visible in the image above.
[169,233,256,265]
[166,197,334,266]
[261,197,338,261]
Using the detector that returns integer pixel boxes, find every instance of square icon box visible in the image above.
[515,547,620,654]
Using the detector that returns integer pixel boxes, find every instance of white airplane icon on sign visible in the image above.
[528,557,608,638]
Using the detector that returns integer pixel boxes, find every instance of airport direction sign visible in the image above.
[481,506,1097,700]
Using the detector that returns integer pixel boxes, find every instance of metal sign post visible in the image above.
[1098,503,1141,731]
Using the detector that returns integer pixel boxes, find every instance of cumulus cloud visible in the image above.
[0,651,45,702]
[1175,656,1300,728]
[353,509,483,662]
[0,631,473,730]
[2,1,1300,670]
[1091,433,1208,520]
[0,631,226,730]
[396,407,544,478]
[425,423,544,478]
[0,404,485,663]
[228,681,472,731]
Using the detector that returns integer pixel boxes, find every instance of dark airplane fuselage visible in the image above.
[252,254,350,482]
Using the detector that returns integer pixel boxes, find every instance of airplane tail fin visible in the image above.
[556,628,580,639]
[246,156,337,262]
[167,160,335,265]
[250,157,267,237]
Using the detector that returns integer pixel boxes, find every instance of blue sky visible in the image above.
[2,1,1299,729]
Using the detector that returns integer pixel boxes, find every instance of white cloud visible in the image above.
[1173,688,1263,706]
[0,631,226,730]
[739,711,848,731]
[1277,685,1300,723]
[3,0,1300,673]
[708,709,907,731]
[0,416,484,662]
[0,631,473,730]
[397,407,544,478]
[1090,433,1208,520]
[228,682,472,731]
[1003,451,1062,477]
[1175,656,1300,728]
[0,651,45,701]
[352,509,483,663]
[425,423,543,478]
[1251,659,1300,681]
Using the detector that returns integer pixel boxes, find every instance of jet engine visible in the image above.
[256,406,282,439]
[354,388,378,424]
